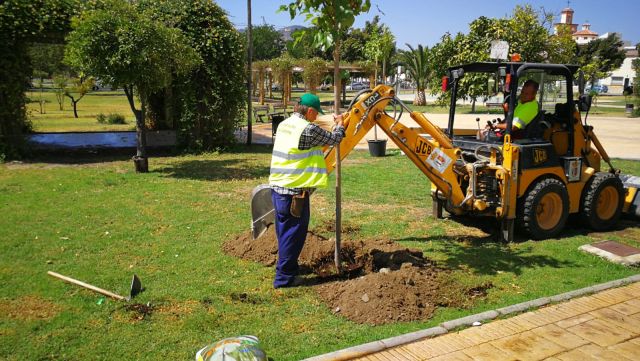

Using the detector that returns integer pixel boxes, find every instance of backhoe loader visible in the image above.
[251,61,640,242]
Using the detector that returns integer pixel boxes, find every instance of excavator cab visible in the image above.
[440,62,639,241]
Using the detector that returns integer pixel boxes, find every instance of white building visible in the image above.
[554,7,637,94]
[573,23,599,45]
[600,46,638,94]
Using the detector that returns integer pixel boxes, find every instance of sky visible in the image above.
[215,0,640,49]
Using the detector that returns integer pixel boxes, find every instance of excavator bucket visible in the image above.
[251,184,275,240]
[620,174,640,218]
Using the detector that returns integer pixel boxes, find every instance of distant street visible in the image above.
[250,113,640,160]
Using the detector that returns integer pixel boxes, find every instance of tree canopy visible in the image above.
[280,0,372,112]
[242,24,285,61]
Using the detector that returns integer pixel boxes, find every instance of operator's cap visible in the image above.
[299,93,324,114]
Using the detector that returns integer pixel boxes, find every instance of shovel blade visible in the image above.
[251,184,275,239]
[130,274,142,299]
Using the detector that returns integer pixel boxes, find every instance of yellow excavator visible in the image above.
[251,61,640,242]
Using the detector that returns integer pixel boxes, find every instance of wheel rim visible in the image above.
[536,192,563,230]
[596,186,619,220]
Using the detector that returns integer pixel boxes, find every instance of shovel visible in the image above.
[48,271,142,301]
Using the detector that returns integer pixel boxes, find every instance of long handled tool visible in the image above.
[334,143,342,274]
[48,271,142,301]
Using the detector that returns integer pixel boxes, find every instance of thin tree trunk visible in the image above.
[137,95,147,158]
[471,98,476,113]
[259,70,265,105]
[72,100,78,118]
[333,42,341,114]
[382,58,386,85]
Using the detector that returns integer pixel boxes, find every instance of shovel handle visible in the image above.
[48,271,125,301]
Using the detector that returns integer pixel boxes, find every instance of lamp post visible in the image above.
[246,0,253,145]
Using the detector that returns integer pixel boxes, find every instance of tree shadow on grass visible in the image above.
[395,233,577,276]
[155,159,270,182]
[23,148,167,165]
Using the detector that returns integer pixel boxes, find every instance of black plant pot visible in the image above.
[132,156,148,173]
[625,103,634,115]
[367,139,387,157]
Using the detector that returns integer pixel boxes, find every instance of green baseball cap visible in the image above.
[299,93,324,114]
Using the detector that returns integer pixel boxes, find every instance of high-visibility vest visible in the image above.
[513,100,539,129]
[269,115,328,188]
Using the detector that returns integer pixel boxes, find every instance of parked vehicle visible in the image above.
[588,85,608,94]
[347,82,366,91]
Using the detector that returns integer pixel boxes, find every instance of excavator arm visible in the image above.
[322,85,466,210]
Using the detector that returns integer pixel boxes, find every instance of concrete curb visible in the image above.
[302,274,640,361]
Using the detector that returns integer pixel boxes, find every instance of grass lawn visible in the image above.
[1,149,639,360]
[28,87,635,134]
[27,90,136,132]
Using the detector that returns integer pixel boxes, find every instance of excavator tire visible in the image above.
[580,172,624,231]
[518,178,569,240]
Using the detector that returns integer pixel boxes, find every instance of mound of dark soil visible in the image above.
[224,227,490,325]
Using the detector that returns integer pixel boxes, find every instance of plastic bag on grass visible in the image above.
[195,335,266,361]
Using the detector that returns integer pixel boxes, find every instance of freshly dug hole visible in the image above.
[224,227,490,325]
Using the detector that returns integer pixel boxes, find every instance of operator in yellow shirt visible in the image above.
[495,79,539,135]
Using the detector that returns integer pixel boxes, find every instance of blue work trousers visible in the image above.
[271,190,310,288]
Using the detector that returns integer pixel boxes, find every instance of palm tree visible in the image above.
[398,44,430,105]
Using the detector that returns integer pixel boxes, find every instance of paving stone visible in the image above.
[511,310,553,327]
[490,330,565,361]
[555,347,600,361]
[427,332,477,352]
[531,324,589,349]
[608,300,640,316]
[429,351,473,361]
[461,342,517,361]
[530,306,571,323]
[589,307,640,334]
[440,310,498,330]
[554,313,595,329]
[577,343,635,361]
[468,320,521,340]
[591,290,630,305]
[596,287,638,302]
[391,345,424,360]
[608,338,640,360]
[491,318,535,334]
[621,298,640,312]
[382,348,415,361]
[455,326,496,344]
[566,318,635,347]
[402,341,441,359]
[552,302,594,319]
[574,295,613,310]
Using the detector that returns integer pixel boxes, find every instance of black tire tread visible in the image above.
[581,172,624,231]
[518,178,569,240]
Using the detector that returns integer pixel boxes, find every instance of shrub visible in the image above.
[140,0,246,151]
[96,113,107,123]
[107,113,126,124]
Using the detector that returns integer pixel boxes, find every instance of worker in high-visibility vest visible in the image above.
[268,93,344,288]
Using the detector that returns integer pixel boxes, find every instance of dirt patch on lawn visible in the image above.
[0,296,62,321]
[224,227,491,325]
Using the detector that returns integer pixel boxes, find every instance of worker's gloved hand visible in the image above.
[333,113,344,127]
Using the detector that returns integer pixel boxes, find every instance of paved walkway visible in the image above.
[308,280,640,361]
[246,114,640,160]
